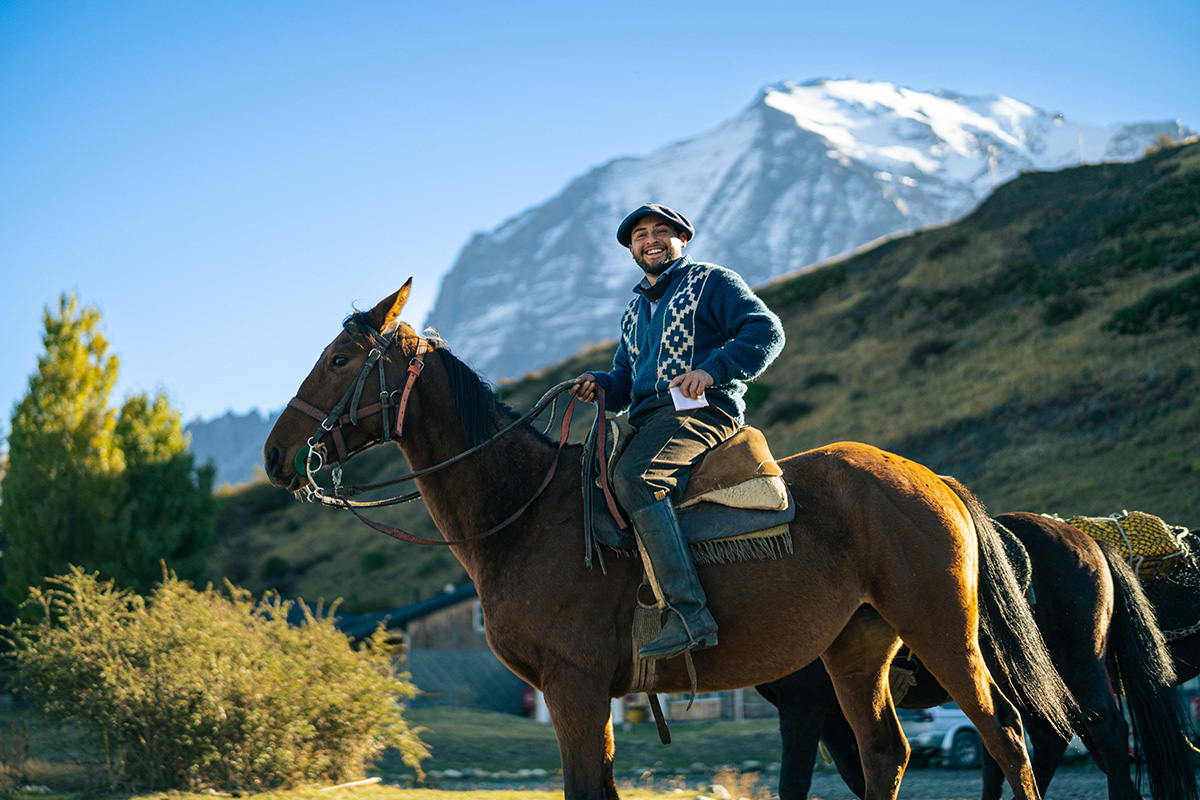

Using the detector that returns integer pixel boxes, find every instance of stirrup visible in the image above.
[638,609,717,660]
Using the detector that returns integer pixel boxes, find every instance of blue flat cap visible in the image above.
[616,204,695,247]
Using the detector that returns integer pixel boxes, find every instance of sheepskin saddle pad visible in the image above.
[589,419,796,564]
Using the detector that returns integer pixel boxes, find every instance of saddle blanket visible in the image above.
[591,420,796,563]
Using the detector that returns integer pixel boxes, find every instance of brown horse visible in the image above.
[757,512,1198,800]
[262,282,1074,800]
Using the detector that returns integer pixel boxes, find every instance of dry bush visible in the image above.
[6,568,427,791]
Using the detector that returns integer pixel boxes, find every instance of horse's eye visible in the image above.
[331,355,350,368]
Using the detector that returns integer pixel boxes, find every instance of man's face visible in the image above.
[629,216,687,276]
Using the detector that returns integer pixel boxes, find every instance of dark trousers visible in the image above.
[611,403,741,510]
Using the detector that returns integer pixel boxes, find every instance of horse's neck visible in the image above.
[395,386,564,578]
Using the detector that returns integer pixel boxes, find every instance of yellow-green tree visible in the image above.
[1,294,215,604]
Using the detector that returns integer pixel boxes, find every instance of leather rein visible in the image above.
[286,319,585,546]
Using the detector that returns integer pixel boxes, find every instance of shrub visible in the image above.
[360,550,390,573]
[766,400,815,425]
[1041,292,1089,325]
[6,568,427,791]
[907,338,957,368]
[261,555,290,581]
[802,371,840,388]
[742,381,773,410]
[1106,273,1200,335]
[927,233,969,260]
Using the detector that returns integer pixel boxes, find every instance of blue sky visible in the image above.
[2,0,1198,429]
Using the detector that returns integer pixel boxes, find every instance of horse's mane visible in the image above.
[439,347,540,448]
[343,311,548,449]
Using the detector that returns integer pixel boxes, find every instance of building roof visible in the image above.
[336,582,478,641]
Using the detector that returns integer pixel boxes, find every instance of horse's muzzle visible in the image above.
[263,444,296,490]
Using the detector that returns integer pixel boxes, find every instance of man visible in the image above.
[572,203,785,660]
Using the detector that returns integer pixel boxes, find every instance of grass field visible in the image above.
[379,707,782,775]
[0,703,783,798]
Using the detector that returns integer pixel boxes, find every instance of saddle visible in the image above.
[585,417,796,565]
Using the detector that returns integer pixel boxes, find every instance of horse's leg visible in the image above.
[899,630,1038,798]
[600,716,619,800]
[1072,706,1142,800]
[1025,722,1076,798]
[822,702,867,799]
[543,672,619,800]
[872,525,1039,796]
[821,608,907,800]
[757,663,840,800]
[980,750,1004,800]
[980,726,1073,800]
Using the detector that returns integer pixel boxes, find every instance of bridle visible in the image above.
[286,318,427,492]
[283,316,587,546]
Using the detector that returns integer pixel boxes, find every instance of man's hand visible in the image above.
[669,369,714,400]
[570,373,598,403]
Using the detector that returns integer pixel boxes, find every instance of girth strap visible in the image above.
[648,695,671,745]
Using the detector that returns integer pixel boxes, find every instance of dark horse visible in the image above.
[262,283,1075,800]
[757,512,1199,800]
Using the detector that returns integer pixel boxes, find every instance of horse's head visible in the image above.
[263,279,419,493]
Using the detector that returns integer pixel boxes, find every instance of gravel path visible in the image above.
[808,764,1109,799]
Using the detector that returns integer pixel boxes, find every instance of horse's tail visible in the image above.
[940,477,1076,739]
[1100,539,1200,800]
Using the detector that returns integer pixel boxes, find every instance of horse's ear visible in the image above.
[371,279,412,336]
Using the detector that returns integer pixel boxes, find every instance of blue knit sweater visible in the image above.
[589,256,785,425]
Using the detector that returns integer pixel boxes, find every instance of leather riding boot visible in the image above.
[629,499,719,660]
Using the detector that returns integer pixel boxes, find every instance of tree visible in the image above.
[1,293,215,603]
[112,393,216,592]
[2,294,124,605]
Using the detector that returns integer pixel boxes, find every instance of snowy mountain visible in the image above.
[426,78,1193,380]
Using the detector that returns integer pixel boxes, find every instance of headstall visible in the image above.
[283,317,586,546]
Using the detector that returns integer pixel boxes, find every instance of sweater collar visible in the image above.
[634,255,693,303]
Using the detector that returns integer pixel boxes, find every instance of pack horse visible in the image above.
[262,280,1074,800]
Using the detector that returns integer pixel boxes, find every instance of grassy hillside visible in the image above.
[211,140,1200,613]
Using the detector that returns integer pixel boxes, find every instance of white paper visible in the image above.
[670,386,709,410]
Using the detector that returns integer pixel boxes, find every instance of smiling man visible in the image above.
[571,203,785,660]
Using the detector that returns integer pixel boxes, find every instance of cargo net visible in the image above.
[1067,511,1199,640]
[1067,511,1186,580]
[1138,532,1200,640]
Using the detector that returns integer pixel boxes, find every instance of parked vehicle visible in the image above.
[900,702,1088,769]
[901,704,982,768]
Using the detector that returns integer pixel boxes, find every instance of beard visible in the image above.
[634,241,683,275]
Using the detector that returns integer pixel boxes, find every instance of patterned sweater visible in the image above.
[589,255,785,425]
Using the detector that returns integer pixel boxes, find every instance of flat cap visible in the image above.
[616,203,695,248]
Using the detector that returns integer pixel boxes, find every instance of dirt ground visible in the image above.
[419,763,1112,799]
[806,763,1109,799]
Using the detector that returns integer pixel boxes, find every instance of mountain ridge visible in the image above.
[427,78,1192,382]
